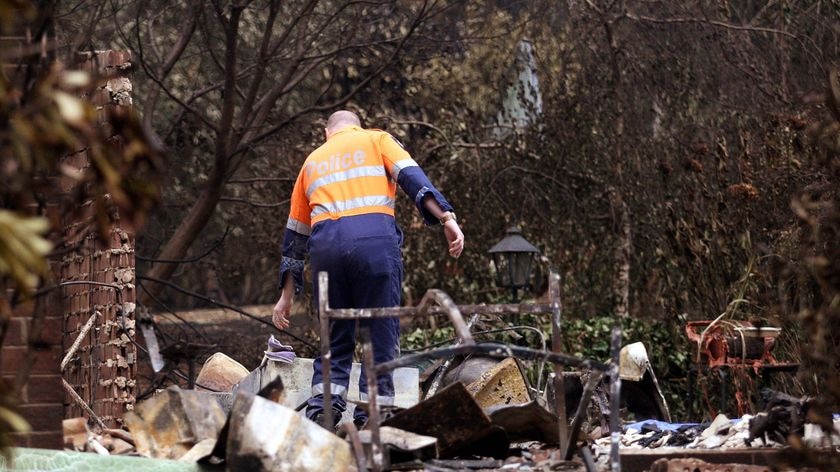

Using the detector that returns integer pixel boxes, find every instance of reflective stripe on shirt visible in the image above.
[390,158,419,181]
[311,195,395,219]
[286,217,312,236]
[305,165,387,198]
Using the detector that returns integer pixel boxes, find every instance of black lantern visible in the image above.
[488,226,540,301]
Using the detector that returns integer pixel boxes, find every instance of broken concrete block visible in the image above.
[383,382,509,459]
[358,426,438,465]
[195,352,249,392]
[100,436,134,455]
[124,386,226,460]
[233,357,419,423]
[178,438,217,463]
[487,401,560,444]
[226,391,353,472]
[464,357,530,410]
[62,417,89,450]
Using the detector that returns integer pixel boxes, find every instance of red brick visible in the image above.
[27,430,63,449]
[25,375,63,403]
[4,318,27,346]
[8,433,29,448]
[19,403,64,432]
[11,299,34,318]
[32,316,63,345]
[1,345,61,375]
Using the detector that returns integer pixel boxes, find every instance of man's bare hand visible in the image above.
[273,296,292,330]
[443,220,464,258]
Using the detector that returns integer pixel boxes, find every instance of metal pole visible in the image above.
[562,371,604,460]
[318,271,334,430]
[417,289,474,346]
[374,342,609,375]
[341,422,367,471]
[609,322,622,472]
[549,270,569,452]
[362,329,383,472]
[425,314,479,399]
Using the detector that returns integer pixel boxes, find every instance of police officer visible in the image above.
[272,110,464,428]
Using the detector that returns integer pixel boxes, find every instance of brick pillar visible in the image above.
[0,50,137,448]
[61,51,137,429]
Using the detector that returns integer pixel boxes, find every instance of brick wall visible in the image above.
[3,207,65,448]
[1,50,136,449]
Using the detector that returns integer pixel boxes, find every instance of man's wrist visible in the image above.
[439,211,457,225]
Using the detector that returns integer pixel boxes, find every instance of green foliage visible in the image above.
[0,212,52,293]
[402,325,455,352]
[1,0,162,457]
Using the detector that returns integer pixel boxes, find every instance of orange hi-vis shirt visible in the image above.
[286,126,418,235]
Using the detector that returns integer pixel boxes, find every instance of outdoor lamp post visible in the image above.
[488,226,540,302]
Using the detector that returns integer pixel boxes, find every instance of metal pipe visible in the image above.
[424,314,480,399]
[62,379,106,428]
[60,311,100,371]
[318,271,334,431]
[374,342,609,375]
[562,371,604,460]
[326,302,555,319]
[362,331,383,472]
[549,270,569,452]
[340,422,367,471]
[579,444,598,472]
[609,323,622,472]
[417,289,474,346]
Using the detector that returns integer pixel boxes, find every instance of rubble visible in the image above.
[194,352,249,392]
[649,457,772,472]
[123,386,226,460]
[382,382,510,459]
[28,273,840,471]
[461,357,531,410]
[357,426,438,466]
[225,391,353,472]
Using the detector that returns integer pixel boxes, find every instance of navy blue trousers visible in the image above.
[306,215,403,420]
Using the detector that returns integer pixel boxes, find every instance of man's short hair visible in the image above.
[326,110,361,132]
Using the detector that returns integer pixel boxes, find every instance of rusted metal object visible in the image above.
[325,302,557,319]
[548,270,569,451]
[316,268,611,462]
[375,342,609,375]
[361,331,383,472]
[425,313,479,399]
[124,386,226,460]
[225,391,353,472]
[341,422,368,472]
[382,382,509,459]
[317,272,334,432]
[487,400,560,444]
[686,320,790,370]
[561,371,604,459]
[417,289,474,346]
[609,323,622,472]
